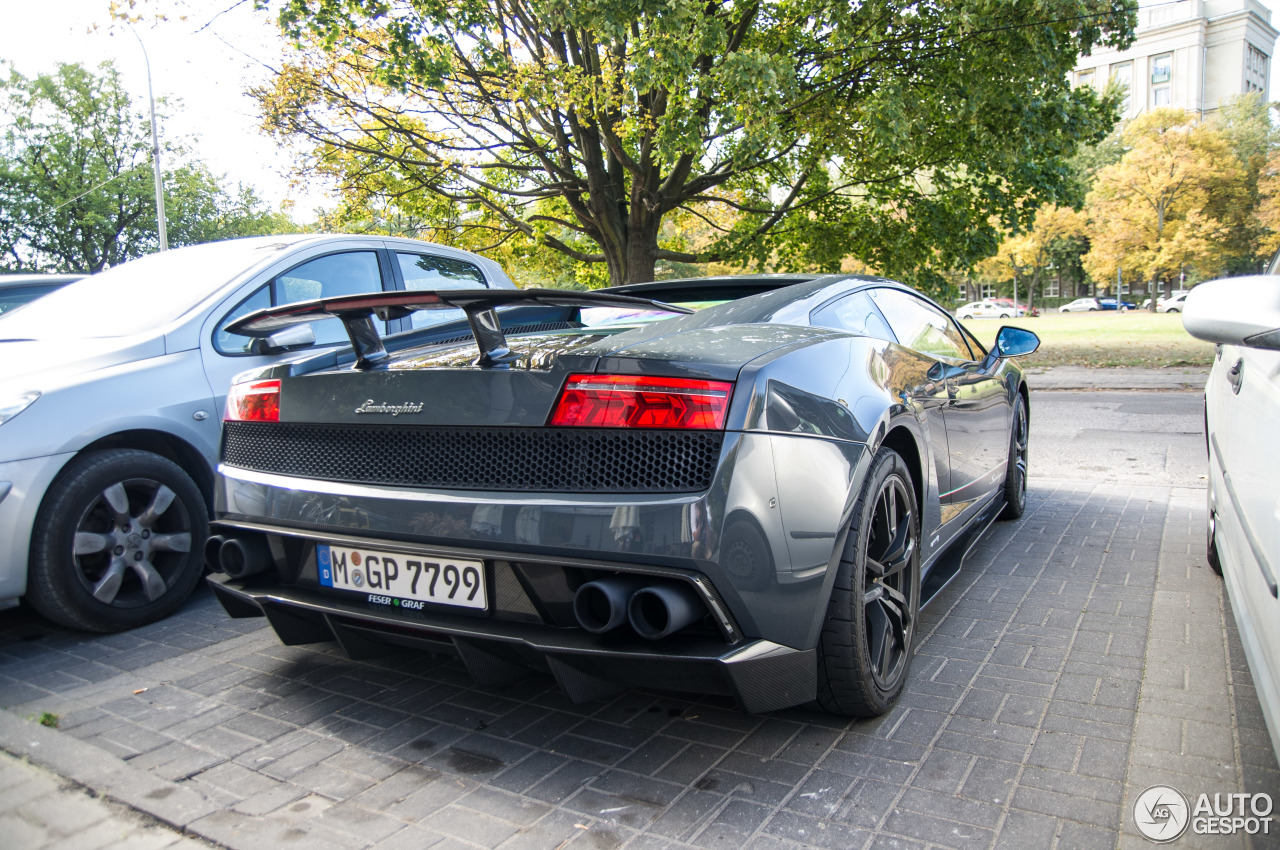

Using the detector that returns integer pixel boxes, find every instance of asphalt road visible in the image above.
[1029,389,1207,488]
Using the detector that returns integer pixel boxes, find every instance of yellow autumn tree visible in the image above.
[1254,150,1280,258]
[1083,108,1244,296]
[977,204,1089,308]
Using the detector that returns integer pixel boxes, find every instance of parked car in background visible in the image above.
[206,275,1040,717]
[990,298,1035,315]
[1060,297,1102,312]
[1158,292,1189,313]
[1059,297,1135,312]
[956,299,1020,319]
[1099,298,1137,310]
[1183,272,1280,756]
[0,274,84,315]
[0,235,515,632]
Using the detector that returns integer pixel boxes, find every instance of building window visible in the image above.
[1044,279,1060,298]
[1077,69,1095,88]
[1153,87,1171,106]
[1151,53,1172,84]
[1110,62,1133,113]
[980,283,995,299]
[1246,44,1268,94]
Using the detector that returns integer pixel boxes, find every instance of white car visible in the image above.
[0,235,515,631]
[956,300,1017,319]
[1059,297,1102,312]
[1157,291,1189,313]
[1183,275,1280,756]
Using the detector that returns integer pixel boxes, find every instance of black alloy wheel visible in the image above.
[27,450,208,632]
[816,447,921,717]
[1000,394,1029,520]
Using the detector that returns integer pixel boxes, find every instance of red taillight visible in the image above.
[225,379,281,422]
[549,374,733,429]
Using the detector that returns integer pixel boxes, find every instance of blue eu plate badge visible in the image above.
[317,545,333,587]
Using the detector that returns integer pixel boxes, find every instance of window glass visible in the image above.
[214,285,271,353]
[275,252,382,346]
[1110,62,1132,114]
[215,251,384,354]
[1151,53,1172,84]
[397,253,486,329]
[868,288,973,360]
[811,291,896,342]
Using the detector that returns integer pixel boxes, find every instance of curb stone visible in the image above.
[0,708,232,847]
[1024,366,1210,391]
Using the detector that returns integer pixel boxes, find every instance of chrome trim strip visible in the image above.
[1210,433,1277,598]
[218,464,698,508]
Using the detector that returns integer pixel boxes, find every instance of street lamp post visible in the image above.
[128,25,168,251]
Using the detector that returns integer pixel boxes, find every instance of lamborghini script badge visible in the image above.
[355,400,424,416]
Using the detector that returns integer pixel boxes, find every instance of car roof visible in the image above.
[0,273,86,288]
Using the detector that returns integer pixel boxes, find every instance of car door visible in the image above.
[810,288,951,536]
[869,288,1010,524]
[1209,344,1280,712]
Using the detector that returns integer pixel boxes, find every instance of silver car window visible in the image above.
[868,288,972,361]
[811,291,896,342]
[398,253,487,330]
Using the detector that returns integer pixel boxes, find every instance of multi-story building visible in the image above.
[1073,0,1278,119]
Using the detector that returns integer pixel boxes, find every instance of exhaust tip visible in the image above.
[628,583,704,640]
[204,535,226,571]
[573,579,637,633]
[218,536,271,579]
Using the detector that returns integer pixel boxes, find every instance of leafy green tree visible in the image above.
[255,0,1134,289]
[0,61,297,273]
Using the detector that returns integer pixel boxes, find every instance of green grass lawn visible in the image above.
[959,310,1215,368]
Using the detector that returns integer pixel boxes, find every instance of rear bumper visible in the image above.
[208,573,816,713]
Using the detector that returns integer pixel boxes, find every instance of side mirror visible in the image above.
[1182,277,1280,350]
[251,323,317,355]
[993,326,1040,358]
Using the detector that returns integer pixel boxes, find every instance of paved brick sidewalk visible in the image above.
[0,478,1276,849]
[0,749,214,849]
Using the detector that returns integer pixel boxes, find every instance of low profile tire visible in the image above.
[816,448,921,717]
[27,450,208,633]
[999,393,1029,520]
[1000,313,1010,319]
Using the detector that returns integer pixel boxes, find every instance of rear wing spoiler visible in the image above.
[225,288,692,369]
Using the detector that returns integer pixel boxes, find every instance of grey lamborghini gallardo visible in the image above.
[205,275,1039,716]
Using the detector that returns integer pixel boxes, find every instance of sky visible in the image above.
[0,0,331,214]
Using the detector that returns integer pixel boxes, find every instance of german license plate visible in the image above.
[316,543,487,610]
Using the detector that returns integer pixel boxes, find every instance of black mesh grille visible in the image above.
[222,422,723,493]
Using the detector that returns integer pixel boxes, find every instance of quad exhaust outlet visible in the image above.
[572,576,705,639]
